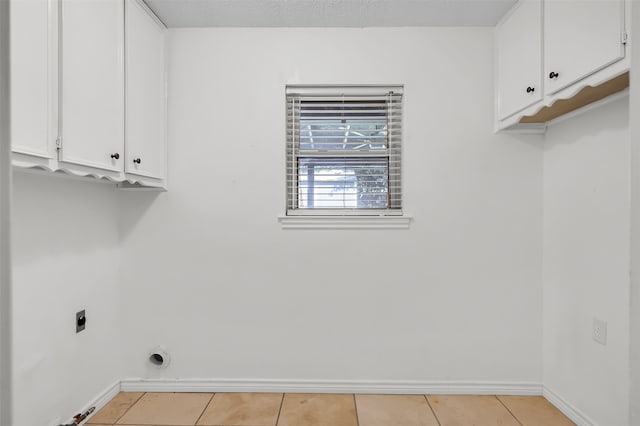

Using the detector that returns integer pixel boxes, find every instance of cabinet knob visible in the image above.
[526,86,535,93]
[133,158,141,164]
[110,153,120,160]
[549,71,559,79]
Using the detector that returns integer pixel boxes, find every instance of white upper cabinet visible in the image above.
[495,0,629,131]
[544,0,625,95]
[496,0,543,120]
[10,0,55,159]
[125,0,167,179]
[59,0,125,172]
[9,0,167,187]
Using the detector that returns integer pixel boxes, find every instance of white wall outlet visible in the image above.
[593,317,607,345]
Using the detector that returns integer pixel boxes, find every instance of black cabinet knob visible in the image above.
[110,153,120,160]
[526,86,535,93]
[133,158,141,164]
[549,71,559,79]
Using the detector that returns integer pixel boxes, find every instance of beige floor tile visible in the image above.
[427,395,520,426]
[116,392,213,425]
[277,394,358,426]
[498,396,575,426]
[87,392,145,424]
[197,392,283,426]
[356,394,439,426]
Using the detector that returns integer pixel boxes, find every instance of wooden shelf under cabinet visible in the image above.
[519,72,629,124]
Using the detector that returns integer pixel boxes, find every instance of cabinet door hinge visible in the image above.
[55,137,62,150]
[621,32,628,45]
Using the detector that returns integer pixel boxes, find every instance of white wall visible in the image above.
[11,172,123,426]
[118,27,544,385]
[0,1,12,423]
[542,97,630,426]
[629,2,640,422]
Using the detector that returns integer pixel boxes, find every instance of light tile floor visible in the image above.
[86,392,575,426]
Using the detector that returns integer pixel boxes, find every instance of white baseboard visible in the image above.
[66,380,121,425]
[543,386,597,426]
[120,378,542,396]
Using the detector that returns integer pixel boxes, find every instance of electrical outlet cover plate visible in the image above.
[593,317,607,345]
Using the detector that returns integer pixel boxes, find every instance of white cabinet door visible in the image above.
[496,0,543,120]
[10,0,54,158]
[59,0,124,171]
[125,0,166,179]
[544,0,625,95]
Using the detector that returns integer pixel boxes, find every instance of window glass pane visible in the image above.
[297,157,389,209]
[299,101,388,151]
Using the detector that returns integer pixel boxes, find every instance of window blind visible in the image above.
[286,85,403,216]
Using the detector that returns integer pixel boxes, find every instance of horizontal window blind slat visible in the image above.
[288,111,402,115]
[296,195,401,198]
[298,176,401,180]
[290,103,401,109]
[290,153,400,157]
[287,115,403,119]
[289,105,403,110]
[290,166,400,172]
[290,178,396,183]
[288,97,403,101]
[288,140,402,144]
[289,168,402,172]
[292,128,392,132]
[288,126,401,131]
[287,110,402,113]
[296,192,398,195]
[287,93,403,98]
[287,158,401,161]
[287,158,401,162]
[294,136,388,140]
[295,163,393,166]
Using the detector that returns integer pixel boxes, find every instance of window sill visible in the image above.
[278,215,412,230]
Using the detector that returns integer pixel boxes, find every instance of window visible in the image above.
[286,85,403,216]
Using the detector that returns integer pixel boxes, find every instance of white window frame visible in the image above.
[282,85,409,229]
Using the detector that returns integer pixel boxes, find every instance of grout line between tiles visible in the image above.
[353,394,360,426]
[495,395,524,426]
[274,392,285,426]
[424,395,442,426]
[193,392,216,426]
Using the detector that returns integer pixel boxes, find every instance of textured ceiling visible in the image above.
[145,0,518,28]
